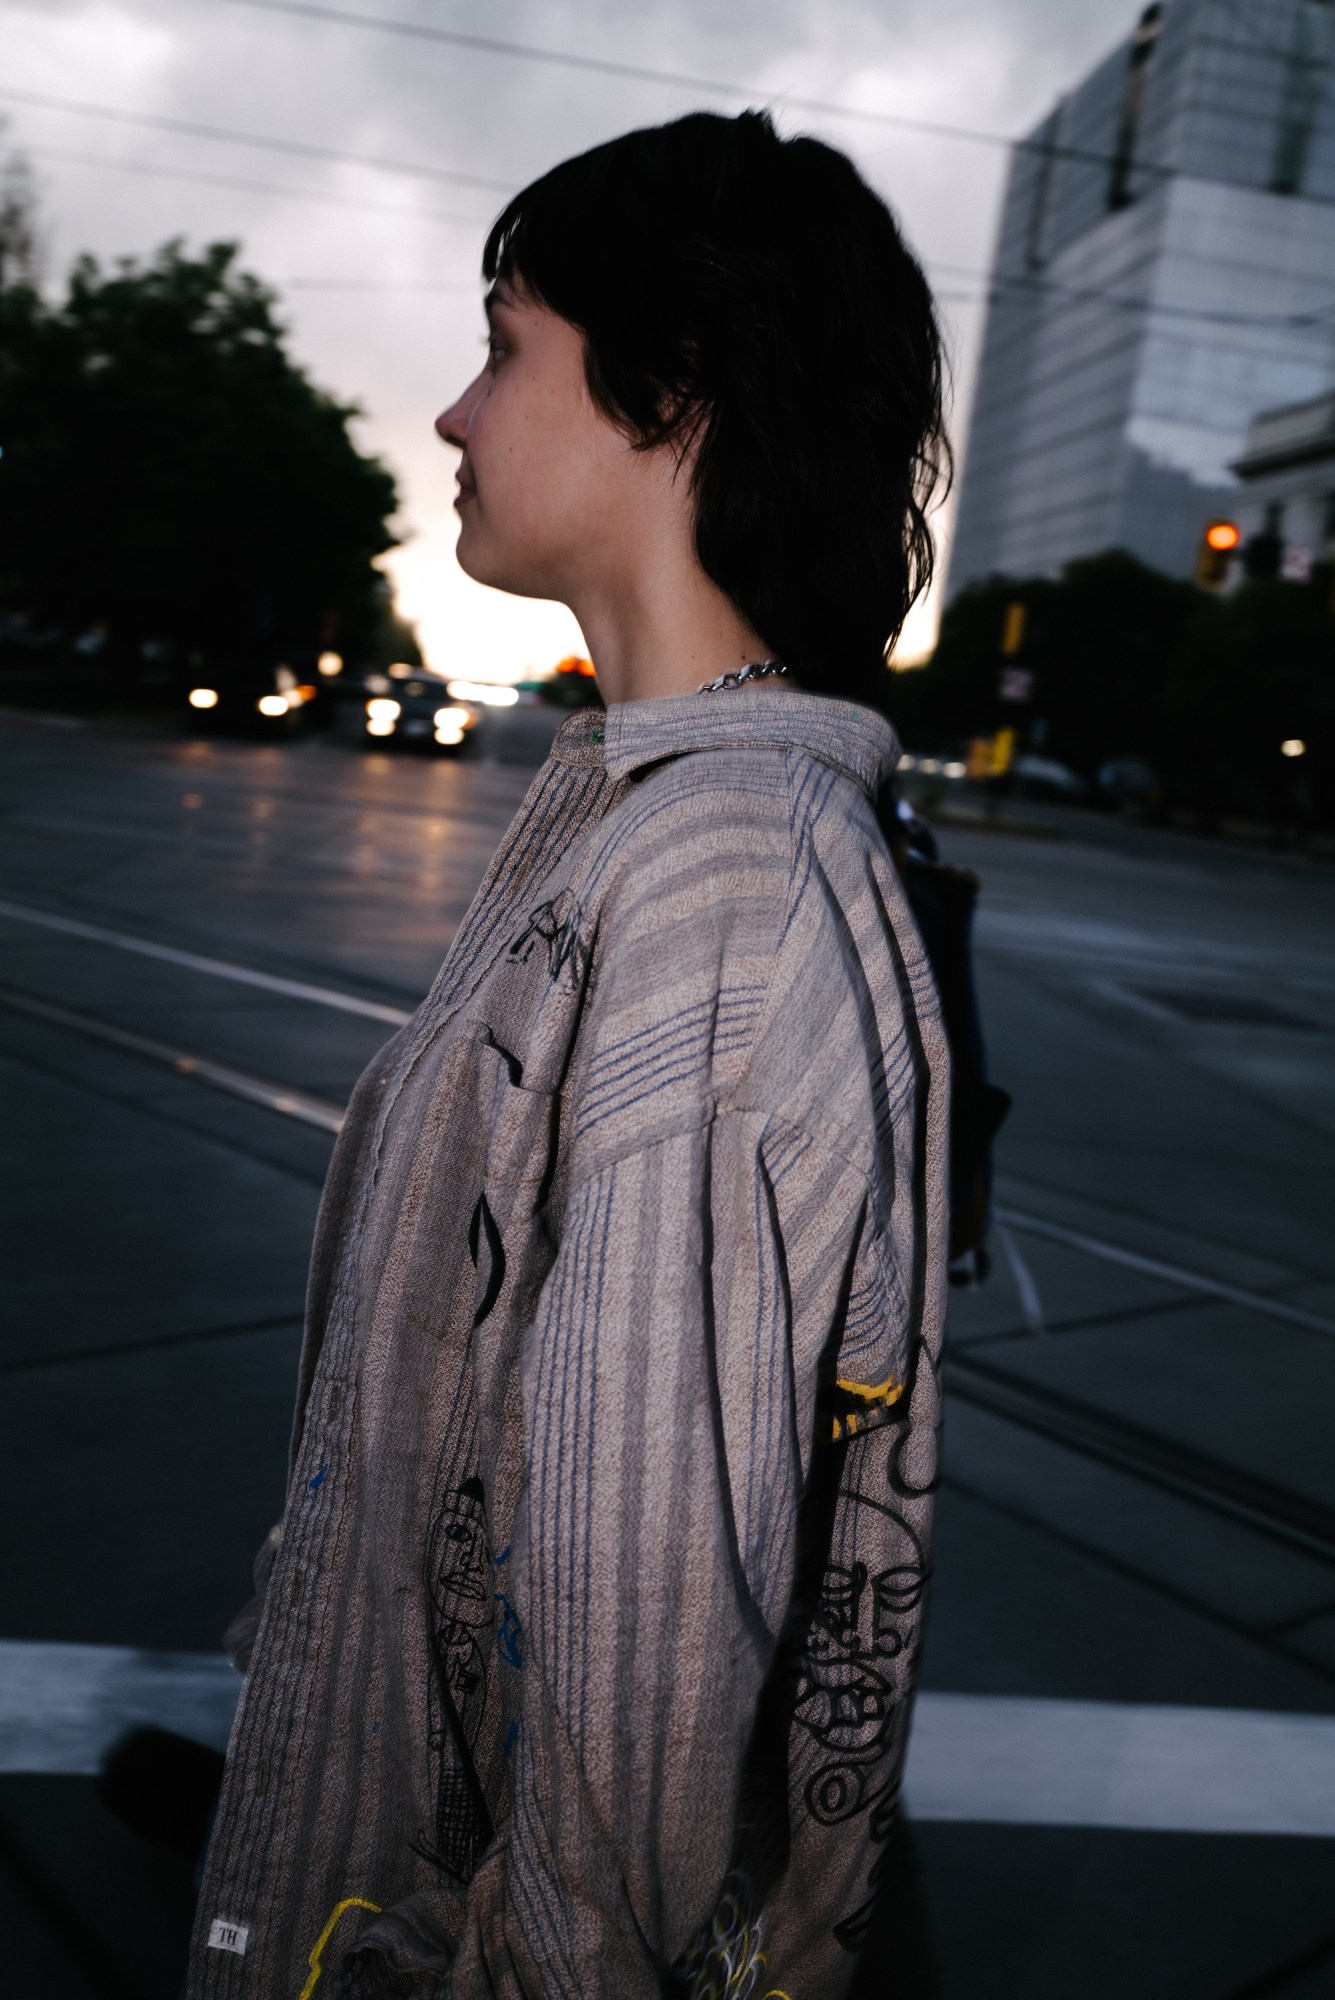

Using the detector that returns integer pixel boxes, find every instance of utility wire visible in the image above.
[216,0,1335,198]
[217,0,1176,180]
[24,136,1335,339]
[24,143,491,227]
[972,265,1335,331]
[0,84,514,193]
[283,276,479,289]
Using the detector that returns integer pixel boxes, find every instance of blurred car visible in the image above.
[1012,753,1088,799]
[361,668,478,752]
[185,659,320,735]
[535,656,603,709]
[1097,757,1160,807]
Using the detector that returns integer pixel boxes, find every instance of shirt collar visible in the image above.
[553,689,900,798]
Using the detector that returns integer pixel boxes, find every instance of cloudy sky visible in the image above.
[5,0,1135,676]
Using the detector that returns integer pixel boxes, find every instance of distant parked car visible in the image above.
[1097,757,1160,806]
[1012,753,1088,799]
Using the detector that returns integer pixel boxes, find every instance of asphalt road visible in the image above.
[2,711,1334,1999]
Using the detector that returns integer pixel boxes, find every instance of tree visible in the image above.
[0,236,401,682]
[1162,575,1334,828]
[0,128,43,290]
[890,551,1199,776]
[889,547,1330,829]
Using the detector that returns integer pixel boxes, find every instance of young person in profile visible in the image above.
[188,109,951,2000]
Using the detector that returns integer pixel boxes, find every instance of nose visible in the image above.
[436,371,486,448]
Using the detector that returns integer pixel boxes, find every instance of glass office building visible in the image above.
[947,0,1335,594]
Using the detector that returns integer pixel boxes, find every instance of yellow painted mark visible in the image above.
[827,1373,905,1442]
[833,1372,903,1403]
[297,1898,383,2000]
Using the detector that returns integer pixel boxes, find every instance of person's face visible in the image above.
[435,279,647,603]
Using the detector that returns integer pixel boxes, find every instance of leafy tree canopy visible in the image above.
[889,548,1331,822]
[0,237,400,667]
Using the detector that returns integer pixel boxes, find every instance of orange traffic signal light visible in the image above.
[1196,519,1240,587]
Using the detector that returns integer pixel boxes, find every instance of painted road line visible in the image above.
[906,1693,1335,1835]
[996,1205,1335,1340]
[0,986,346,1135]
[0,896,413,1026]
[0,1640,238,1772]
[4,890,1330,1340]
[3,1638,1333,1835]
[947,1355,1335,1564]
[992,1218,1045,1333]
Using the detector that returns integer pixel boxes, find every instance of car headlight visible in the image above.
[366,697,401,724]
[188,687,219,709]
[257,694,289,717]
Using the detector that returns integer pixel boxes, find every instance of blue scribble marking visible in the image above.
[308,1464,329,1493]
[503,1721,519,1760]
[492,1544,511,1569]
[494,1592,524,1669]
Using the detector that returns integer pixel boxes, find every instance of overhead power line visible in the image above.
[0,84,514,194]
[217,0,1174,180]
[25,144,491,228]
[23,136,1334,343]
[283,276,479,290]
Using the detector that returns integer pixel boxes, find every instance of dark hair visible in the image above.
[483,110,949,709]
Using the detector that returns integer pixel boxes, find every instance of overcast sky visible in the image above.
[5,0,1137,675]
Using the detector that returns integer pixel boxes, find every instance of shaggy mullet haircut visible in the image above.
[483,110,949,708]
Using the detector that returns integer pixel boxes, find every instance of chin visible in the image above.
[455,530,562,603]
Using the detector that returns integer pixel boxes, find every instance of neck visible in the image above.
[567,528,776,708]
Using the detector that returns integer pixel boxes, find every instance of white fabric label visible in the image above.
[207,1918,250,1955]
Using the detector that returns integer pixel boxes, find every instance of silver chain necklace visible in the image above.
[696,659,790,695]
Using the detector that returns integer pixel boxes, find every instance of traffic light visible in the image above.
[1195,519,1240,588]
[1001,601,1027,656]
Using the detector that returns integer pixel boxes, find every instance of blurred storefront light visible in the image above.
[446,680,519,707]
[317,651,344,678]
[256,694,289,718]
[388,663,416,681]
[1281,739,1307,758]
[188,687,219,710]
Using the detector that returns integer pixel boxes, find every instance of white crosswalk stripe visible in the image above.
[3,1640,1333,1835]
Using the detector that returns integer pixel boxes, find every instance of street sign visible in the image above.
[999,667,1035,703]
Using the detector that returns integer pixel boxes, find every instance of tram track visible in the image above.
[3,927,1335,1611]
[947,1351,1335,1569]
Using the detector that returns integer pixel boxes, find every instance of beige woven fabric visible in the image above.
[187,689,949,2000]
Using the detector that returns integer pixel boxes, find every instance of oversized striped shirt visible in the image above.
[187,687,950,2000]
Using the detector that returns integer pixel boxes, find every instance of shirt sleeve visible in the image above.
[431,1109,876,1999]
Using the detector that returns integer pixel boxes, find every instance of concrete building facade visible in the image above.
[1232,390,1335,574]
[948,0,1335,596]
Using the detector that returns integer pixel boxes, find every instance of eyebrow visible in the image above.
[483,283,515,322]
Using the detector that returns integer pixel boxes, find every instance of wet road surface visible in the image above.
[3,713,1334,1998]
